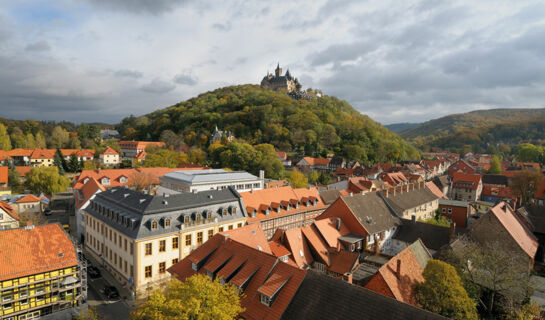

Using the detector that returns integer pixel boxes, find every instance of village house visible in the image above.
[0,224,84,320]
[449,172,483,202]
[327,157,346,172]
[296,157,330,171]
[74,178,106,243]
[167,230,445,320]
[84,186,247,299]
[276,151,292,167]
[0,200,19,229]
[364,240,432,306]
[60,149,95,162]
[118,141,165,158]
[379,171,409,187]
[481,185,516,205]
[160,169,264,193]
[439,199,476,228]
[319,192,401,253]
[12,194,42,215]
[240,186,327,239]
[14,166,31,183]
[381,182,440,221]
[448,159,476,177]
[29,149,56,167]
[99,146,120,166]
[432,175,450,197]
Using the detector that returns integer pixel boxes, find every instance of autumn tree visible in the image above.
[505,303,542,320]
[24,166,70,194]
[128,171,155,192]
[49,126,70,148]
[143,149,183,168]
[74,306,102,320]
[131,275,244,320]
[510,170,543,206]
[35,131,46,148]
[0,124,12,150]
[287,168,308,188]
[489,156,502,174]
[516,143,543,163]
[417,259,478,320]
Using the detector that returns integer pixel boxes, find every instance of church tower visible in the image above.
[275,63,282,77]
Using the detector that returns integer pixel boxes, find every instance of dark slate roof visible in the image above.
[482,174,508,186]
[432,175,449,190]
[86,186,246,239]
[382,187,440,214]
[281,270,447,320]
[319,189,341,205]
[342,192,401,234]
[392,219,468,254]
[524,205,545,234]
[328,157,345,166]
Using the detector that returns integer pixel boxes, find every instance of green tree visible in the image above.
[7,169,21,191]
[35,131,46,148]
[143,149,182,168]
[489,156,502,174]
[287,168,308,188]
[68,153,81,173]
[510,170,543,206]
[24,166,70,194]
[308,171,320,184]
[516,143,543,163]
[53,149,66,175]
[0,124,12,150]
[10,127,27,148]
[69,136,82,149]
[417,259,478,320]
[74,306,102,320]
[49,126,69,149]
[131,275,244,320]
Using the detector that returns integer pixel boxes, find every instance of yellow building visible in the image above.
[84,186,246,300]
[0,224,84,320]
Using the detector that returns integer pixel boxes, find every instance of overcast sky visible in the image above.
[1,0,545,124]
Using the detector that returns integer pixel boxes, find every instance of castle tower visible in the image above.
[275,63,282,77]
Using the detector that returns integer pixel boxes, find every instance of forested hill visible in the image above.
[401,108,545,153]
[385,122,420,133]
[118,85,419,164]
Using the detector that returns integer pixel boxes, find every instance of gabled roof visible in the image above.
[341,192,401,235]
[313,217,350,248]
[319,189,342,205]
[101,146,119,156]
[0,166,7,184]
[73,167,184,190]
[367,240,431,305]
[425,181,447,199]
[481,185,515,199]
[0,150,11,161]
[283,228,314,268]
[16,194,41,203]
[220,224,272,254]
[486,202,538,258]
[269,241,291,258]
[0,200,19,221]
[133,151,147,159]
[0,224,78,281]
[281,270,448,320]
[29,148,55,159]
[8,148,33,157]
[301,157,330,166]
[75,178,106,209]
[451,172,481,190]
[393,219,468,253]
[382,186,440,213]
[276,151,287,160]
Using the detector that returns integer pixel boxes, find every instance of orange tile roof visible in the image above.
[276,151,287,160]
[220,224,272,254]
[452,172,481,190]
[15,166,31,177]
[313,217,351,248]
[0,200,19,221]
[301,226,329,264]
[301,157,330,166]
[8,148,33,157]
[0,166,7,184]
[133,151,147,159]
[29,148,56,159]
[425,181,447,199]
[16,194,41,203]
[75,178,106,209]
[481,185,515,199]
[119,141,165,150]
[73,167,184,190]
[258,272,290,297]
[284,228,314,268]
[100,146,119,156]
[241,186,327,223]
[0,224,78,281]
[327,251,359,275]
[269,241,291,258]
[0,150,11,161]
[488,202,538,258]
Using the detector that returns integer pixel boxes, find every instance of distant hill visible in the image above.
[401,108,545,153]
[117,85,419,164]
[385,122,420,134]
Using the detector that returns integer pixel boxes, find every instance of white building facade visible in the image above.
[160,169,265,193]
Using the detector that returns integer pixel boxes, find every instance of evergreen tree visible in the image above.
[68,153,81,172]
[54,149,65,175]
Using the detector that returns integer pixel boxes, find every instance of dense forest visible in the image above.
[400,108,545,153]
[384,122,420,133]
[117,85,419,164]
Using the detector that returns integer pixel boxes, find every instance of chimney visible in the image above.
[396,259,401,278]
[449,222,457,241]
[337,217,341,231]
[259,170,265,180]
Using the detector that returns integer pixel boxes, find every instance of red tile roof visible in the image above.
[220,224,272,254]
[425,181,447,199]
[283,228,314,268]
[481,185,515,199]
[0,151,11,161]
[75,178,106,209]
[73,167,187,190]
[269,241,291,258]
[313,217,351,248]
[15,166,31,177]
[29,148,56,159]
[0,166,7,184]
[451,172,481,190]
[276,151,287,160]
[0,224,78,281]
[301,157,330,166]
[0,200,19,221]
[488,202,538,258]
[8,148,33,157]
[100,146,119,156]
[301,225,329,264]
[119,141,165,150]
[241,186,327,223]
[327,251,359,275]
[133,151,147,160]
[16,194,41,203]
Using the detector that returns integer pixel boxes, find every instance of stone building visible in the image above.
[261,63,302,93]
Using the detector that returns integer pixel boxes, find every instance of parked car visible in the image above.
[104,286,120,299]
[44,208,52,216]
[88,266,101,279]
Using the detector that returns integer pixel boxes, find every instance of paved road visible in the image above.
[87,276,132,320]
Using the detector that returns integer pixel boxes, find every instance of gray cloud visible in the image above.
[114,69,143,78]
[212,22,231,32]
[25,41,50,52]
[141,78,176,93]
[87,0,188,15]
[173,73,198,86]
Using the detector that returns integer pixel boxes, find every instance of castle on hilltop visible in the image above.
[260,63,302,93]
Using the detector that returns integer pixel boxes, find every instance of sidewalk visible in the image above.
[84,250,137,309]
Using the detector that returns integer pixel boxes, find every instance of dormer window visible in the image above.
[184,215,190,223]
[231,207,237,215]
[260,294,271,307]
[83,178,90,184]
[191,262,198,271]
[165,219,170,227]
[222,208,227,216]
[152,221,157,229]
[206,211,211,219]
[250,209,257,218]
[119,176,128,183]
[101,177,110,186]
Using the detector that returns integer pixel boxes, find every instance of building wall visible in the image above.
[400,199,439,221]
[0,266,81,319]
[0,211,18,230]
[99,154,120,165]
[30,158,54,167]
[439,205,469,227]
[160,178,264,193]
[15,202,41,215]
[255,207,325,240]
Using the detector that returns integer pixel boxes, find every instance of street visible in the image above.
[87,275,132,320]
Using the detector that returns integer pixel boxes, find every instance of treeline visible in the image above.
[117,85,419,165]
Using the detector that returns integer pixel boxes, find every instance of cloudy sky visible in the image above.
[1,0,545,124]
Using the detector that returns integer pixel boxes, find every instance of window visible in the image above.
[3,302,12,310]
[119,235,122,247]
[237,223,242,228]
[232,207,237,214]
[20,299,28,305]
[124,261,127,274]
[197,232,203,245]
[448,208,452,214]
[184,216,189,223]
[130,243,134,255]
[165,219,170,227]
[145,266,152,278]
[218,227,224,232]
[159,240,166,252]
[152,221,157,229]
[145,243,152,255]
[228,225,233,230]
[172,237,179,249]
[185,235,192,246]
[172,258,179,265]
[124,239,127,251]
[260,294,271,307]
[208,229,213,238]
[442,208,446,213]
[159,262,166,274]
